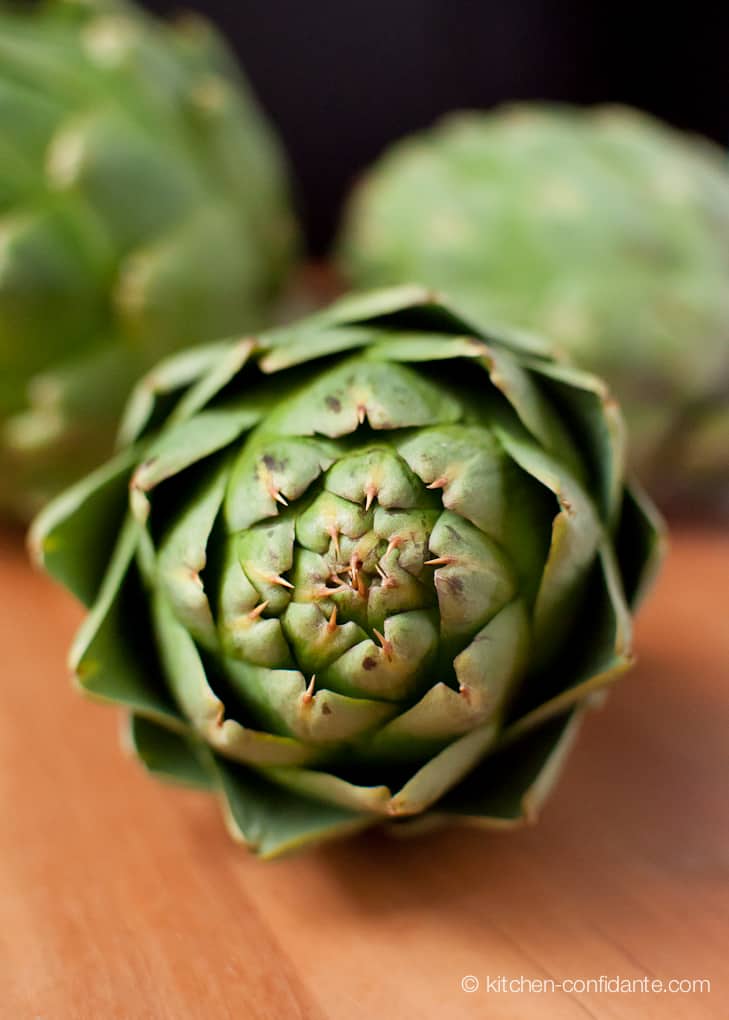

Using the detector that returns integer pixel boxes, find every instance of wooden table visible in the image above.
[1,525,727,1019]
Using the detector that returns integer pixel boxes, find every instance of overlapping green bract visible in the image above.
[337,104,729,506]
[0,0,298,519]
[32,285,663,857]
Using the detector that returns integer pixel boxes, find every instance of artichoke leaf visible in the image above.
[615,483,667,610]
[361,595,531,765]
[214,759,377,860]
[481,345,585,483]
[495,418,601,664]
[156,459,228,650]
[30,443,140,606]
[224,659,398,745]
[151,591,319,767]
[387,721,500,817]
[402,709,585,830]
[127,713,214,790]
[118,338,249,445]
[267,357,462,438]
[70,517,181,725]
[505,539,633,742]
[527,356,627,523]
[257,325,375,373]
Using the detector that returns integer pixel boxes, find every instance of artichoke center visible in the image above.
[295,469,441,637]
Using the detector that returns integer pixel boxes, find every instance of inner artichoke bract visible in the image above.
[33,286,663,857]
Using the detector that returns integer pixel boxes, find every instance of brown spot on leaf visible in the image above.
[326,395,342,412]
[362,657,377,671]
[445,575,464,595]
[322,704,332,715]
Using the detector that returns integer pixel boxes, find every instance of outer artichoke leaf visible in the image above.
[150,587,319,766]
[262,766,392,815]
[80,6,212,106]
[0,135,37,209]
[505,540,632,741]
[214,759,377,859]
[118,339,248,445]
[387,721,500,817]
[0,23,92,104]
[366,302,493,342]
[474,319,560,361]
[0,201,112,367]
[481,345,585,483]
[169,9,242,77]
[418,709,584,828]
[156,460,228,649]
[363,332,488,364]
[182,58,295,233]
[615,483,667,610]
[129,407,260,522]
[257,325,375,373]
[527,357,626,523]
[71,519,181,724]
[150,587,223,730]
[211,721,321,768]
[309,283,435,328]
[127,713,214,790]
[313,284,509,339]
[47,107,203,251]
[0,74,65,166]
[495,419,601,664]
[20,340,146,425]
[29,444,138,606]
[115,204,272,348]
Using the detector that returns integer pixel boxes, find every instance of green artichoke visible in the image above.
[32,285,663,858]
[337,105,729,507]
[1,0,298,520]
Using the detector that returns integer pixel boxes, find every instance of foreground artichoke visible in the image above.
[32,286,663,857]
[1,0,297,519]
[337,105,729,507]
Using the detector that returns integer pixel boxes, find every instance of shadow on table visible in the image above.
[275,648,729,914]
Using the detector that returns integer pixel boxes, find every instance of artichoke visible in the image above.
[337,105,729,507]
[0,0,298,519]
[32,286,663,858]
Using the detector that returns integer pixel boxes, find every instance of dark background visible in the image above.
[144,0,729,254]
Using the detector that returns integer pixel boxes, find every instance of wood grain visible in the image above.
[1,526,727,1019]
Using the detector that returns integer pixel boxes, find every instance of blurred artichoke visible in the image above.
[32,286,663,857]
[0,0,298,519]
[338,105,729,507]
